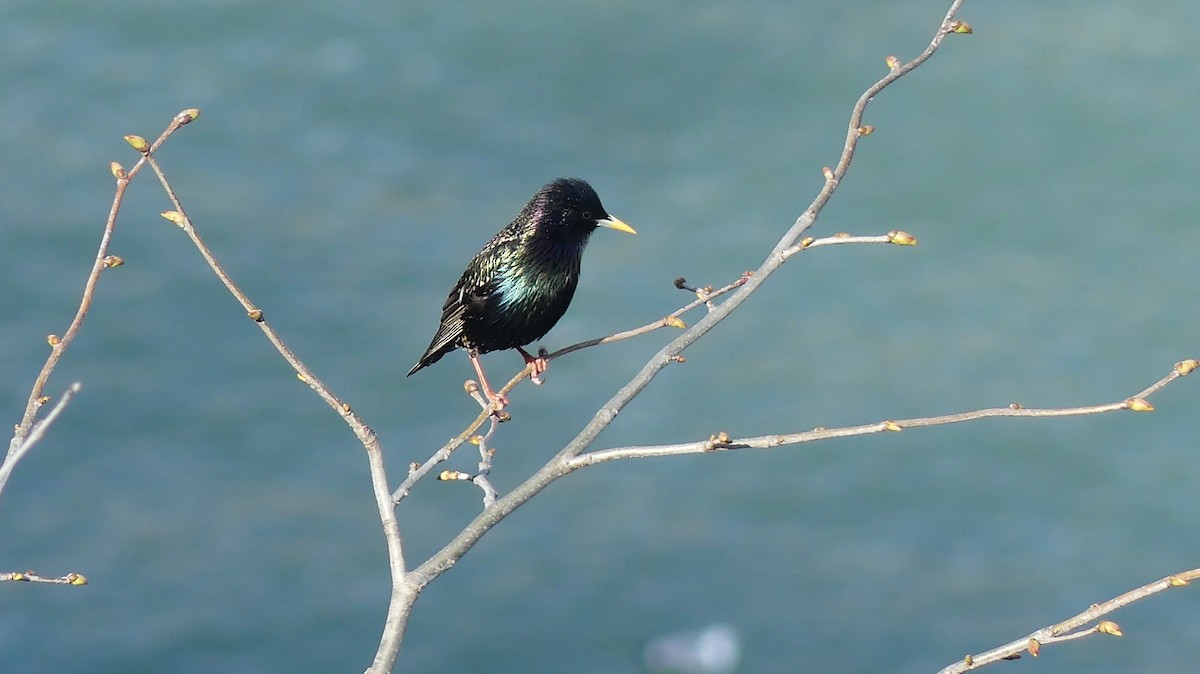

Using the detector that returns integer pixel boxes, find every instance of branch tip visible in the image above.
[884,54,902,70]
[1176,359,1198,376]
[109,162,127,180]
[887,230,918,246]
[176,108,202,125]
[1097,620,1122,637]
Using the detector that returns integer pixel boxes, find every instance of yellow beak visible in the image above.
[598,215,636,235]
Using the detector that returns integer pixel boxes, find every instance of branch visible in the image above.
[2,112,197,585]
[391,270,751,503]
[410,0,972,586]
[0,570,88,585]
[131,116,409,673]
[938,568,1200,672]
[0,382,82,503]
[569,360,1195,466]
[392,230,909,503]
[6,110,198,458]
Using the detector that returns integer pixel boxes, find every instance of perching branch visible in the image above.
[408,1,974,590]
[392,230,910,504]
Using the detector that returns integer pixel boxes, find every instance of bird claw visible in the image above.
[529,360,546,385]
[519,347,550,385]
[486,391,509,411]
[466,378,509,415]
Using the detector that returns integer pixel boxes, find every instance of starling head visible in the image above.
[407,178,633,405]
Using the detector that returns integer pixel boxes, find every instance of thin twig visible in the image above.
[391,273,749,504]
[137,119,408,673]
[938,568,1200,672]
[568,361,1192,466]
[543,272,751,363]
[6,110,197,457]
[0,570,88,585]
[782,230,918,259]
[399,232,906,503]
[472,417,501,507]
[0,383,83,503]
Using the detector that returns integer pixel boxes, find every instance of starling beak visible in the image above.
[407,178,635,408]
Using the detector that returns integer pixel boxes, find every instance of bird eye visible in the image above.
[581,210,592,220]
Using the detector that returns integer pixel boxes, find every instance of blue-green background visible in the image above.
[1,1,1197,672]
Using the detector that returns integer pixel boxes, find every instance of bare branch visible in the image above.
[409,0,972,592]
[6,110,198,457]
[0,570,88,585]
[391,230,908,502]
[569,361,1193,466]
[390,273,749,503]
[138,121,409,673]
[939,568,1200,672]
[0,382,83,503]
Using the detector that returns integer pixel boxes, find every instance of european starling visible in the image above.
[407,178,635,407]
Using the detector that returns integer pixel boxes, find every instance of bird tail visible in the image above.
[406,342,452,376]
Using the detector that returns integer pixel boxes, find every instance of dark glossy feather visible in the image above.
[408,178,633,377]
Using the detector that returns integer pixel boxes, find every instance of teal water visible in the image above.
[1,1,1198,672]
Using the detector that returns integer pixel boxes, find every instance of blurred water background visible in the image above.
[1,1,1198,672]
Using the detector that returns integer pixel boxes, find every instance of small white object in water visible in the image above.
[644,623,741,673]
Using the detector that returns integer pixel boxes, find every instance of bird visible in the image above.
[407,177,635,409]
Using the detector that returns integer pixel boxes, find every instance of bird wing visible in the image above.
[407,223,522,375]
[407,280,469,375]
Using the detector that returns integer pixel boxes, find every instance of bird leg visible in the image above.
[468,351,508,411]
[517,346,549,385]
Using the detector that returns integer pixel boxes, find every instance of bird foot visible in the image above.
[518,347,550,385]
[484,390,509,412]
[465,378,509,416]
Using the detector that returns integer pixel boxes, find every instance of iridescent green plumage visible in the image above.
[408,178,634,404]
